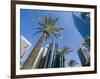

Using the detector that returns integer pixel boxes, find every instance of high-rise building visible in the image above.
[72,12,90,66]
[78,45,90,66]
[72,12,90,38]
[43,42,60,68]
[32,45,49,68]
[34,42,65,68]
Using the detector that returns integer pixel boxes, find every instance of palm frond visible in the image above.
[33,31,43,36]
[51,31,61,39]
[48,16,52,25]
[59,46,73,57]
[38,21,45,27]
[51,26,64,32]
[67,59,78,67]
[43,16,59,26]
[35,27,43,31]
[50,17,59,26]
[43,16,48,26]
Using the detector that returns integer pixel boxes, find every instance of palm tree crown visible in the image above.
[34,16,64,40]
[59,46,73,57]
[67,59,78,67]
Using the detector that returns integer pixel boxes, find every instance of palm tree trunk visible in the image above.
[21,33,46,69]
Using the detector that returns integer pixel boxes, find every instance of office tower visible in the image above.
[72,12,90,66]
[78,45,90,66]
[72,12,90,38]
[32,45,49,68]
[38,42,65,68]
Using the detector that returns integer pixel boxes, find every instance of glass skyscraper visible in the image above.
[72,12,90,66]
[78,45,90,66]
[72,12,90,38]
[36,42,65,68]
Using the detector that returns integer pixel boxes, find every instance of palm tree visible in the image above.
[58,46,73,67]
[59,46,73,57]
[67,59,78,67]
[83,36,90,47]
[22,16,64,69]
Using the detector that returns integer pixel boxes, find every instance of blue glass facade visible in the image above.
[72,13,90,66]
[72,13,90,38]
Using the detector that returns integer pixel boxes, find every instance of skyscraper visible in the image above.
[78,45,90,66]
[32,45,49,68]
[72,12,90,38]
[72,12,90,66]
[37,42,65,68]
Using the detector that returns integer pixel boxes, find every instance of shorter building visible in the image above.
[78,45,90,66]
[20,36,32,68]
[20,36,32,58]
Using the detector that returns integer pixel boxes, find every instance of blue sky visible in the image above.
[20,9,90,67]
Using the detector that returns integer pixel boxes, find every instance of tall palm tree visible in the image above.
[67,59,78,67]
[58,46,73,67]
[22,16,64,69]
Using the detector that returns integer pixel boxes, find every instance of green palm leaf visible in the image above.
[67,59,78,67]
[51,26,64,32]
[50,17,59,26]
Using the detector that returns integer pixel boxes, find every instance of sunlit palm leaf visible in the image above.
[50,17,59,26]
[51,26,64,32]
